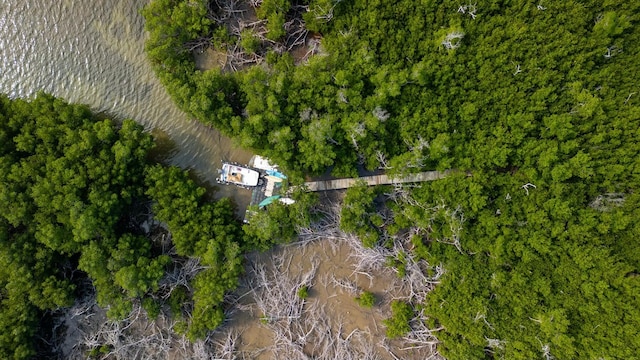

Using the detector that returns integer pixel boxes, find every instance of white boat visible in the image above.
[218,163,261,187]
[249,155,277,171]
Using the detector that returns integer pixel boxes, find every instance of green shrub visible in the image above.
[240,29,260,53]
[383,300,414,338]
[142,298,161,320]
[168,286,188,318]
[297,285,309,299]
[355,291,376,308]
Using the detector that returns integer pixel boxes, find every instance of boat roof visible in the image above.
[250,155,277,171]
[221,163,260,187]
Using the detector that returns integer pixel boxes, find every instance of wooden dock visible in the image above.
[304,170,451,191]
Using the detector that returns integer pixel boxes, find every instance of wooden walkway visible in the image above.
[304,170,451,192]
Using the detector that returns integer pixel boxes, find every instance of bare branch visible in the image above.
[513,63,522,75]
[589,192,625,211]
[441,32,464,50]
[624,92,636,104]
[604,45,622,59]
[372,106,390,122]
[521,182,537,195]
[457,3,478,19]
[376,150,392,170]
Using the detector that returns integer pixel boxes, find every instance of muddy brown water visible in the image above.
[211,234,440,360]
[231,239,395,359]
[0,0,253,208]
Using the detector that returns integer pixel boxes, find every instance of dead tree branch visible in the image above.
[458,3,478,19]
[441,32,464,50]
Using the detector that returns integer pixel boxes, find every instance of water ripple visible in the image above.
[0,0,253,206]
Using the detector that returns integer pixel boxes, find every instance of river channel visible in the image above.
[0,0,253,205]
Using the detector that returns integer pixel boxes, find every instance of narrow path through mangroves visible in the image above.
[304,170,454,191]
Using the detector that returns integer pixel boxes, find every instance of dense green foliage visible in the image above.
[382,300,414,338]
[406,173,640,359]
[144,0,640,175]
[0,94,250,357]
[256,0,290,41]
[145,165,244,339]
[339,180,382,247]
[0,93,162,358]
[141,0,244,143]
[243,187,317,249]
[143,0,640,358]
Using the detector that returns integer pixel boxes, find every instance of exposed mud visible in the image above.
[194,48,227,71]
[53,192,443,359]
[221,239,400,359]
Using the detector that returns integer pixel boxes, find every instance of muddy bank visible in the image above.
[52,191,444,359]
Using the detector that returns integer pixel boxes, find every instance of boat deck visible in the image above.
[250,182,268,208]
[226,156,293,222]
[244,174,285,222]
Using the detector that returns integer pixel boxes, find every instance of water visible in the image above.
[0,0,253,204]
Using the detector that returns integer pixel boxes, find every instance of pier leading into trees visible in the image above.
[303,170,452,191]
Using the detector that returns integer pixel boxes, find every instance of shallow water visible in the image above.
[0,0,253,205]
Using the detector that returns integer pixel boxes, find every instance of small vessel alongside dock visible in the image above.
[246,156,289,210]
[217,163,262,188]
[217,156,294,222]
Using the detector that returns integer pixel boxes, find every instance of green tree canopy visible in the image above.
[0,93,163,358]
[142,0,640,357]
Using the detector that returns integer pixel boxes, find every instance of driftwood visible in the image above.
[242,249,383,359]
[201,0,316,71]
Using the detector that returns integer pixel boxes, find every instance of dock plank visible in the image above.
[304,170,451,191]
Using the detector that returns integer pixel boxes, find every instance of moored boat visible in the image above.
[258,195,281,208]
[217,162,261,187]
